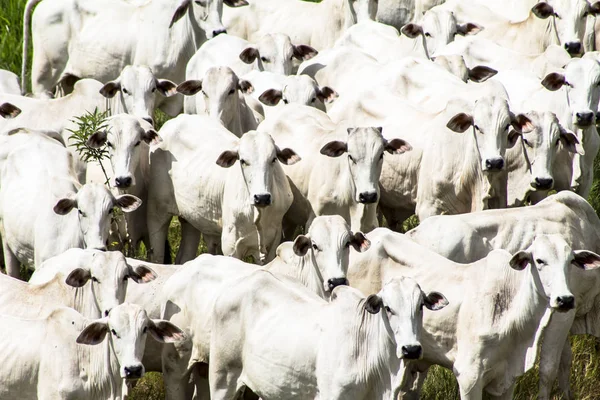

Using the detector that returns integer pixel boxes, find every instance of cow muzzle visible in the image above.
[484,157,504,171]
[115,176,133,188]
[358,191,378,204]
[123,364,145,379]
[400,344,423,360]
[327,277,349,291]
[564,42,583,57]
[253,193,272,207]
[575,111,595,127]
[531,177,554,190]
[554,295,575,312]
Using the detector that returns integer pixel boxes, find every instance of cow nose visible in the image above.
[115,176,133,188]
[401,345,422,360]
[556,295,575,311]
[564,42,582,56]
[253,194,272,207]
[124,365,144,379]
[485,158,504,171]
[327,277,349,291]
[533,177,553,190]
[358,191,378,204]
[576,112,594,126]
[142,117,154,126]
[213,28,227,37]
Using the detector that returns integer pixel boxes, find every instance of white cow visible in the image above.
[0,70,21,95]
[376,0,448,30]
[0,303,184,400]
[349,228,600,399]
[0,103,20,119]
[258,105,411,233]
[160,215,371,399]
[0,136,141,276]
[223,0,378,50]
[208,270,447,400]
[177,66,263,136]
[147,114,299,264]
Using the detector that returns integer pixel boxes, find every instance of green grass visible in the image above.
[5,0,600,398]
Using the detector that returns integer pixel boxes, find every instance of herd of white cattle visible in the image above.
[3,0,600,399]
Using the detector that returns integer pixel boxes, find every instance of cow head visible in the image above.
[100,66,177,127]
[364,276,448,360]
[77,303,185,380]
[240,33,318,75]
[259,75,338,111]
[320,127,411,205]
[216,130,300,207]
[53,183,142,251]
[170,0,248,39]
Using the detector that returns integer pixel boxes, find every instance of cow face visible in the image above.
[320,127,411,204]
[258,75,338,111]
[170,0,248,38]
[509,234,600,312]
[53,184,142,252]
[76,303,184,380]
[216,131,300,207]
[292,216,370,295]
[364,276,448,360]
[240,34,318,75]
[350,0,378,23]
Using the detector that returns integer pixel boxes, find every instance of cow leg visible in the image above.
[455,365,483,400]
[538,312,574,400]
[162,341,195,400]
[2,236,20,279]
[204,234,222,255]
[557,339,574,400]
[147,212,171,263]
[176,219,201,264]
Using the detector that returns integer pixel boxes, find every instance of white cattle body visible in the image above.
[259,104,411,233]
[406,191,600,399]
[376,0,414,30]
[177,66,263,137]
[147,114,299,264]
[223,0,378,50]
[349,228,600,399]
[0,70,21,95]
[0,136,141,276]
[0,303,184,400]
[208,270,447,400]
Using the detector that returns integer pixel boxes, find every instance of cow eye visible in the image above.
[240,159,247,166]
[384,306,391,313]
[111,329,118,336]
[311,98,316,103]
[109,208,114,214]
[228,89,235,95]
[260,57,269,63]
[202,90,207,97]
[123,275,129,282]
[78,210,86,217]
[283,99,289,104]
[536,259,545,265]
[424,32,431,37]
[92,277,99,283]
[107,142,113,149]
[345,241,351,248]
[122,88,129,95]
[143,326,148,334]
[379,152,384,160]
[312,243,319,251]
[348,154,355,163]
[505,124,510,131]
[523,139,532,148]
[134,140,141,147]
[272,157,277,163]
[474,125,481,132]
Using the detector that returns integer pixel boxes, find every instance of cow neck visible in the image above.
[509,10,558,52]
[506,139,533,206]
[459,127,489,212]
[72,283,103,320]
[77,329,121,399]
[163,3,205,77]
[277,250,326,298]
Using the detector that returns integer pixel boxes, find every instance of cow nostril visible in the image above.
[565,42,582,55]
[401,345,422,360]
[124,365,144,379]
[485,158,504,171]
[104,310,110,317]
[358,192,378,204]
[533,177,553,190]
[115,176,133,188]
[253,194,272,207]
[212,29,227,37]
[327,277,349,290]
[556,296,575,310]
[576,112,594,125]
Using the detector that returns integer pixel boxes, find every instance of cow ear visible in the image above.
[238,80,254,94]
[86,130,108,149]
[446,113,473,133]
[559,128,585,155]
[364,294,383,314]
[511,114,534,133]
[293,235,311,257]
[423,291,449,311]
[65,268,92,288]
[239,47,260,64]
[457,22,483,36]
[541,72,566,91]
[259,89,283,106]
[276,147,301,165]
[509,251,532,270]
[400,23,423,39]
[54,197,77,215]
[317,86,339,104]
[468,66,497,83]
[115,194,142,212]
[99,81,121,98]
[385,138,412,154]
[216,150,239,167]
[587,1,600,16]
[156,79,178,97]
[0,103,21,119]
[128,264,158,284]
[148,320,186,343]
[224,0,249,7]
[573,250,600,270]
[176,80,203,96]
[293,44,319,61]
[531,2,555,19]
[76,320,109,345]
[170,0,191,28]
[142,129,162,146]
[320,141,348,157]
[350,232,371,253]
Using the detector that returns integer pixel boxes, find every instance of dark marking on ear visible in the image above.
[573,250,600,270]
[457,22,483,36]
[216,150,239,168]
[559,128,584,155]
[115,195,142,212]
[320,141,348,157]
[238,80,254,94]
[86,131,108,149]
[541,72,566,91]
[142,129,162,145]
[400,23,423,38]
[446,113,474,133]
[350,232,371,253]
[364,294,383,314]
[511,114,534,133]
[293,44,319,61]
[176,80,203,96]
[588,1,600,15]
[385,138,412,154]
[423,291,449,311]
[531,2,555,19]
[0,103,21,118]
[54,198,77,215]
[156,79,178,97]
[468,66,497,83]
[224,0,249,7]
[317,86,338,103]
[65,268,92,288]
[128,265,158,283]
[76,322,109,345]
[239,47,260,64]
[509,251,532,270]
[259,89,283,106]
[170,0,191,28]
[148,320,186,343]
[293,235,311,257]
[276,147,301,165]
[99,81,120,98]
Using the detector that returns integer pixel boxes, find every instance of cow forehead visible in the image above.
[347,127,386,154]
[523,111,560,145]
[549,0,588,18]
[108,304,148,332]
[107,115,144,142]
[76,184,115,210]
[530,234,573,263]
[238,131,277,158]
[422,9,457,33]
[565,58,600,85]
[120,66,156,89]
[283,77,318,98]
[381,277,424,308]
[308,216,352,245]
[258,34,293,57]
[90,251,129,277]
[205,67,238,89]
[472,97,510,125]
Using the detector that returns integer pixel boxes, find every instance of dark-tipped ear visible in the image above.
[127,264,157,283]
[400,23,423,38]
[259,89,283,106]
[176,80,203,96]
[76,321,109,345]
[216,150,239,167]
[509,251,532,270]
[385,138,412,154]
[511,114,534,133]
[364,294,383,314]
[54,197,77,215]
[238,80,254,94]
[99,81,121,98]
[317,86,338,104]
[320,141,348,157]
[142,129,162,146]
[468,66,497,83]
[573,250,600,270]
[559,128,585,155]
[156,79,178,97]
[457,22,483,36]
[148,320,186,343]
[531,2,555,19]
[541,72,566,91]
[350,232,371,253]
[424,291,449,311]
[65,268,92,288]
[293,44,319,61]
[0,103,21,118]
[293,235,311,257]
[115,194,142,212]
[239,47,260,64]
[446,113,473,133]
[86,130,108,149]
[587,1,600,16]
[170,0,191,28]
[276,147,301,165]
[224,0,248,7]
